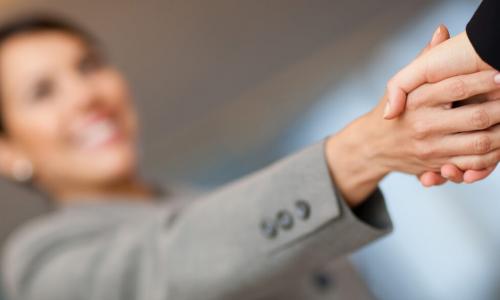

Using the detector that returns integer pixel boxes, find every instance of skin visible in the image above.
[385,27,500,186]
[326,27,500,206]
[327,70,500,206]
[0,31,153,202]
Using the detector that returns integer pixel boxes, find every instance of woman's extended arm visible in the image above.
[5,72,500,300]
[6,71,500,300]
[4,38,500,300]
[2,140,393,300]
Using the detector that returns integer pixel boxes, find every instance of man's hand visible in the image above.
[383,31,495,120]
[419,164,497,186]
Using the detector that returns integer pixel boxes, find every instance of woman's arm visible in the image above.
[5,39,500,300]
[2,141,391,300]
[5,70,500,300]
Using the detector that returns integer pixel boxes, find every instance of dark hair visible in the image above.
[0,14,100,133]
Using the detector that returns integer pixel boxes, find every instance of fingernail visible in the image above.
[383,101,391,119]
[431,26,441,43]
[494,73,500,84]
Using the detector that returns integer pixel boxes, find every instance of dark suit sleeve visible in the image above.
[466,0,500,70]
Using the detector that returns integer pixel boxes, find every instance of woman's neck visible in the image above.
[48,177,159,204]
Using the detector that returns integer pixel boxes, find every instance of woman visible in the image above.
[0,13,499,300]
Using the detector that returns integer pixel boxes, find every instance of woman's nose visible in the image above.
[64,74,100,110]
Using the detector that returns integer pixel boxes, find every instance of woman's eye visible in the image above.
[32,79,54,101]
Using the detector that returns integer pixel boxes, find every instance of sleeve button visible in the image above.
[295,200,311,220]
[260,218,278,239]
[276,210,294,230]
[312,272,334,291]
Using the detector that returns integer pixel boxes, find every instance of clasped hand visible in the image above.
[385,25,500,186]
[327,25,500,207]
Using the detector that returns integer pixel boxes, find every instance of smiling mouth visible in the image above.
[74,117,123,151]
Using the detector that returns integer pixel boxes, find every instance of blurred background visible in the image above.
[0,0,497,299]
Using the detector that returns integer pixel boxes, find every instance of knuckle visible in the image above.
[412,121,431,139]
[470,108,491,130]
[448,78,468,100]
[473,134,492,154]
[414,142,434,160]
[406,101,417,111]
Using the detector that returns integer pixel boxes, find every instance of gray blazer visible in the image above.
[1,141,392,300]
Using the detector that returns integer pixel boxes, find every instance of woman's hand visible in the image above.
[326,69,500,207]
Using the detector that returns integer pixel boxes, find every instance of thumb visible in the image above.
[384,25,450,119]
[429,24,450,49]
[417,24,450,57]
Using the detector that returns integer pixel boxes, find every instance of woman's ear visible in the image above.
[0,137,33,182]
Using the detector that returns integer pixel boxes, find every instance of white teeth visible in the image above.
[77,119,117,150]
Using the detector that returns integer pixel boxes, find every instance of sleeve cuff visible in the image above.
[466,0,500,70]
[350,188,392,231]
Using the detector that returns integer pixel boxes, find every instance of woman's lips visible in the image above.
[74,118,123,151]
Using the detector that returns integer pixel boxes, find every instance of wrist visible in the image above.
[461,31,493,71]
[325,110,389,207]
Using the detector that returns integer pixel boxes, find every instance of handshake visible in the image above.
[326,25,500,207]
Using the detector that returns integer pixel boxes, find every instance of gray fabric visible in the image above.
[0,140,392,300]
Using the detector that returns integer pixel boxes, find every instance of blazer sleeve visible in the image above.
[1,140,392,300]
[466,0,500,70]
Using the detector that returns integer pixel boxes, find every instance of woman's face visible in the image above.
[0,30,138,195]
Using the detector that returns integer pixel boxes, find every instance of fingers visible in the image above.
[384,59,426,119]
[484,89,500,102]
[419,171,447,187]
[417,25,450,58]
[407,70,500,110]
[420,124,500,159]
[463,165,496,183]
[450,148,500,171]
[385,32,480,119]
[422,100,500,135]
[440,164,464,183]
[419,163,494,187]
[384,25,450,119]
[430,25,450,47]
[455,85,500,106]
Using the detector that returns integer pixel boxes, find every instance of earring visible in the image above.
[12,159,33,182]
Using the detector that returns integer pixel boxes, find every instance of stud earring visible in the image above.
[12,159,33,182]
